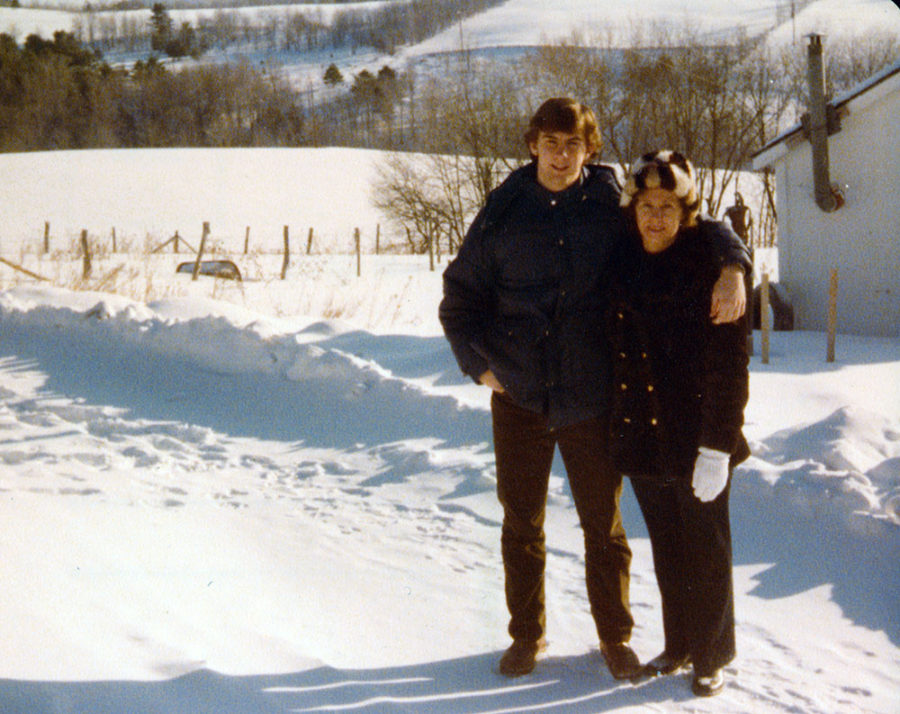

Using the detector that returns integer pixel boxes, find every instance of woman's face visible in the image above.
[634,187,684,253]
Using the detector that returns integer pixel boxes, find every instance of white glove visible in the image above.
[691,447,730,502]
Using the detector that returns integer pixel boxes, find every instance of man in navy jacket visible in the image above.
[439,98,749,679]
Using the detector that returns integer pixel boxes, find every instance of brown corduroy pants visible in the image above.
[491,391,634,645]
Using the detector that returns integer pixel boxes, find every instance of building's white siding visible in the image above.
[761,74,900,337]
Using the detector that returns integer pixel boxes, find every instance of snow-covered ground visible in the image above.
[0,148,392,254]
[1,143,898,713]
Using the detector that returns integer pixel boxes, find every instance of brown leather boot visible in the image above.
[600,640,642,679]
[498,638,547,677]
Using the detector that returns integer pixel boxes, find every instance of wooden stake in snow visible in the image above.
[281,226,290,280]
[80,230,92,279]
[307,227,314,255]
[192,222,209,281]
[355,227,361,277]
[244,226,250,255]
[827,268,838,363]
[43,222,50,254]
[761,272,770,364]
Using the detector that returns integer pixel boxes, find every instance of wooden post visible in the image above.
[43,222,50,254]
[80,229,92,279]
[111,227,117,253]
[827,268,838,363]
[760,272,770,364]
[0,256,50,282]
[375,223,380,255]
[174,230,180,253]
[244,226,250,255]
[192,222,209,281]
[281,225,290,280]
[354,227,361,277]
[306,227,314,255]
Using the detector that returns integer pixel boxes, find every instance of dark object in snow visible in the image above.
[176,260,242,281]
[753,282,794,331]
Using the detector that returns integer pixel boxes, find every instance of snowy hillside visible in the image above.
[4,0,899,58]
[430,0,900,49]
[1,141,899,712]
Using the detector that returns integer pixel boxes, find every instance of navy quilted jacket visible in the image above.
[439,162,750,429]
[440,162,624,427]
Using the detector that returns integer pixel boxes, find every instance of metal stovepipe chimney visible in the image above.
[806,34,842,212]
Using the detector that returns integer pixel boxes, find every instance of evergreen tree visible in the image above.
[323,63,344,86]
[149,3,172,53]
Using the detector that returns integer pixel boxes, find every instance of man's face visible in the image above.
[529,130,590,192]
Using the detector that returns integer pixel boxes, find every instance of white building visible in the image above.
[752,58,900,338]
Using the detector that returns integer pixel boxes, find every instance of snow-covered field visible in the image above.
[0,148,393,254]
[1,143,898,713]
[0,146,771,324]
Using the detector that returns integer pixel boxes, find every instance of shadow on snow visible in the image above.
[0,652,699,714]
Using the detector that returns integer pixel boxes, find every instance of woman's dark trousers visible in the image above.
[491,392,634,646]
[629,476,736,675]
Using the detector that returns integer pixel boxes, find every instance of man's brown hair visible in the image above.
[524,98,601,159]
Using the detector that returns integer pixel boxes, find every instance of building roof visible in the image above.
[752,58,900,169]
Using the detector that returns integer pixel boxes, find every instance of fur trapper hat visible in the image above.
[620,150,701,226]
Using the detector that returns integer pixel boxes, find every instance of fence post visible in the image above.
[281,225,290,280]
[44,222,50,254]
[111,227,117,253]
[192,222,209,281]
[827,268,838,363]
[80,229,92,279]
[760,272,770,364]
[307,227,314,255]
[244,226,250,255]
[355,227,361,277]
[174,230,180,253]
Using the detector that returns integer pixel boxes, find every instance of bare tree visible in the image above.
[372,48,527,256]
[526,24,794,219]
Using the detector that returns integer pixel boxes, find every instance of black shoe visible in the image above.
[498,638,547,677]
[692,668,725,697]
[643,651,691,677]
[600,640,642,679]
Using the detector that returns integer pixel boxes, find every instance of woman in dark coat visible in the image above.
[608,150,751,697]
